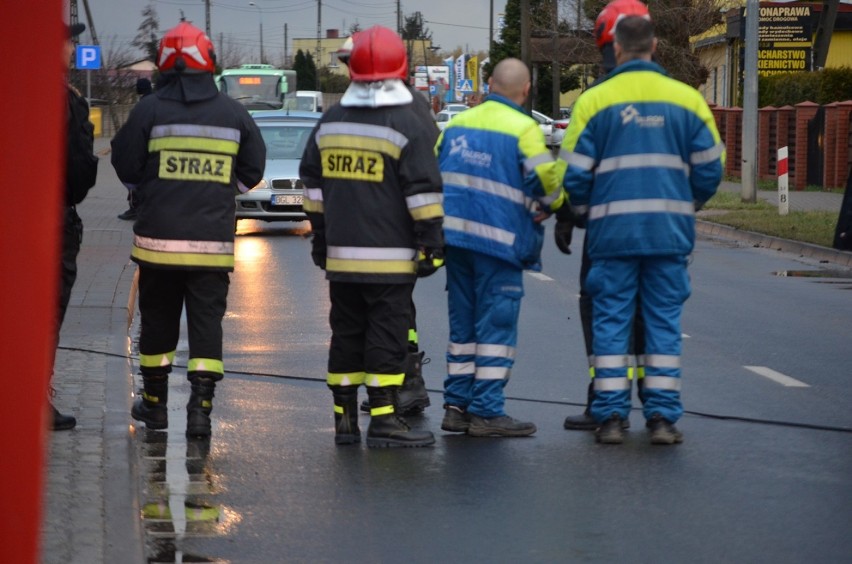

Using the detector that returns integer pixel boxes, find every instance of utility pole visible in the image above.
[489,0,494,59]
[551,0,560,118]
[204,0,211,37]
[397,0,402,36]
[284,24,289,68]
[81,0,100,45]
[813,0,839,70]
[316,0,322,90]
[520,0,531,111]
[741,0,759,203]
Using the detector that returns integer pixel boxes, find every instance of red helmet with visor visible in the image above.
[347,25,408,82]
[594,0,651,50]
[157,21,216,73]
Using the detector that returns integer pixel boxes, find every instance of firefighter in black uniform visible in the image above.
[300,25,445,447]
[111,21,265,437]
[53,22,100,430]
[335,33,436,417]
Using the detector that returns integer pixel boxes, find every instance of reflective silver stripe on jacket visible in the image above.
[304,188,323,201]
[327,246,416,260]
[448,362,475,375]
[597,153,689,175]
[444,216,516,246]
[406,192,443,208]
[642,375,682,391]
[644,354,681,369]
[523,152,554,174]
[443,172,533,209]
[448,341,477,356]
[150,124,241,143]
[477,366,511,380]
[134,235,234,254]
[317,121,408,150]
[595,355,629,369]
[476,344,516,360]
[691,142,725,165]
[588,198,694,221]
[561,150,596,171]
[594,377,630,391]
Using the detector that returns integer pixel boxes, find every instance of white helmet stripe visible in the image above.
[158,46,176,67]
[181,45,208,66]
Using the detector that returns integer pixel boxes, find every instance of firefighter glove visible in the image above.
[416,248,444,278]
[554,220,574,255]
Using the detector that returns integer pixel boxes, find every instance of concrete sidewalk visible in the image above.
[38,143,850,562]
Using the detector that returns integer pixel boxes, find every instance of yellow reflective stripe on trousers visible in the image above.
[326,245,416,275]
[327,372,367,386]
[139,351,176,368]
[371,405,395,416]
[188,358,224,375]
[365,373,405,387]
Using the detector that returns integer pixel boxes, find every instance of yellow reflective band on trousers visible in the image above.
[408,328,418,345]
[139,351,176,369]
[327,372,367,386]
[371,405,395,416]
[132,246,235,269]
[188,358,224,375]
[334,404,344,414]
[365,373,405,387]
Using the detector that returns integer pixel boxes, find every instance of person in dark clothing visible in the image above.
[117,78,154,220]
[111,21,265,438]
[52,22,100,430]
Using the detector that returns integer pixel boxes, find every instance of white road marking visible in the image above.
[527,272,553,281]
[744,365,810,387]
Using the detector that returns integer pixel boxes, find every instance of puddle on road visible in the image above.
[773,269,852,287]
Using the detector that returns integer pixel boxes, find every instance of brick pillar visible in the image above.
[794,101,819,190]
[758,106,775,179]
[724,107,742,177]
[823,103,838,188]
[777,106,795,185]
[834,101,852,190]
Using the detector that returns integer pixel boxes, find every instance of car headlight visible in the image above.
[250,178,269,191]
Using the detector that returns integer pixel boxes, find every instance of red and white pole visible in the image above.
[777,146,789,216]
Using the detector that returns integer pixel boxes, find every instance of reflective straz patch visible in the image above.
[159,150,232,184]
[322,149,383,182]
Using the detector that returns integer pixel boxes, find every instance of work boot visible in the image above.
[467,414,536,437]
[594,413,626,444]
[647,413,683,445]
[186,377,216,438]
[366,387,434,448]
[131,375,169,430]
[396,351,431,415]
[117,208,137,220]
[51,404,76,431]
[331,385,361,445]
[565,382,630,430]
[441,404,471,433]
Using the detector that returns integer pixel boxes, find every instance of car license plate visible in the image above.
[272,194,302,205]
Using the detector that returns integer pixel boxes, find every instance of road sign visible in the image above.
[76,45,101,70]
[458,79,473,93]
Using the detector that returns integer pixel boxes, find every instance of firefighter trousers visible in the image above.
[137,267,230,382]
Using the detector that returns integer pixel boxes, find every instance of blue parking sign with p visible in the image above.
[76,45,101,70]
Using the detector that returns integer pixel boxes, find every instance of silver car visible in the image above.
[235,115,320,228]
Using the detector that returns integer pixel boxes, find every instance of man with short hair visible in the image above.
[560,16,724,445]
[436,58,566,437]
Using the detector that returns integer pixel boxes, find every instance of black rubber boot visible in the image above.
[366,387,434,448]
[396,351,430,415]
[131,375,169,430]
[331,385,361,445]
[186,377,216,438]
[564,381,630,431]
[51,404,77,431]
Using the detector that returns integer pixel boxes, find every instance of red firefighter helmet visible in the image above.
[594,0,651,50]
[157,21,216,73]
[348,25,408,82]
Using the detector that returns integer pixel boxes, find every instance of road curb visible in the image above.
[696,220,852,267]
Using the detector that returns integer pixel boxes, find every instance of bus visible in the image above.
[215,64,297,112]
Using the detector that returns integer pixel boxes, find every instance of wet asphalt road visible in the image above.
[133,219,852,563]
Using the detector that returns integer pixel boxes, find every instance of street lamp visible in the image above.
[249,1,265,63]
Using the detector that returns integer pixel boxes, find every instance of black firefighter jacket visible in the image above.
[111,72,266,271]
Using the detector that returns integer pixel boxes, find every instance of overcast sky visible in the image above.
[76,0,508,61]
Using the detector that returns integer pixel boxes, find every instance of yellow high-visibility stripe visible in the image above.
[365,373,405,387]
[139,351,176,368]
[188,358,224,375]
[149,137,240,155]
[327,372,367,386]
[132,246,235,268]
[371,405,395,416]
[302,199,324,213]
[326,258,416,274]
[409,203,444,220]
[318,134,403,159]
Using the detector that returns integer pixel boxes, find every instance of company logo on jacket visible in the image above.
[620,104,665,128]
[449,135,492,168]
